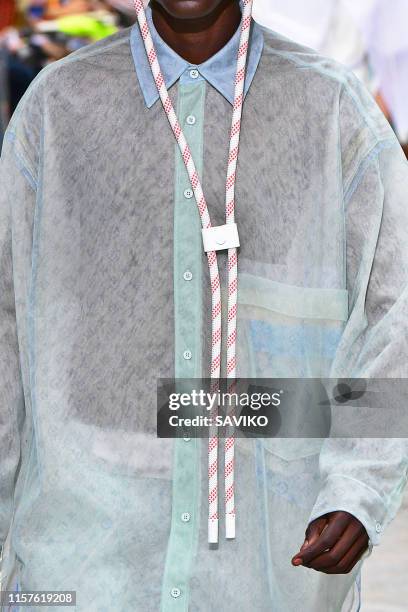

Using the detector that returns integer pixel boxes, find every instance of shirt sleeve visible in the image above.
[0,143,23,555]
[308,74,408,546]
[0,121,38,564]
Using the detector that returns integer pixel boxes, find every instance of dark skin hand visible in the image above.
[151,0,241,64]
[292,511,369,574]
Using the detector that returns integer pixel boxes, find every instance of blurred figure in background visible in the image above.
[0,0,16,140]
[0,0,121,129]
[253,0,408,156]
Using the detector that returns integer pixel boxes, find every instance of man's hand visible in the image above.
[291,511,369,574]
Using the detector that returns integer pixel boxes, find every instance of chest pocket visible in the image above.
[236,271,349,460]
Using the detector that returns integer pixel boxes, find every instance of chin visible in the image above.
[153,0,227,19]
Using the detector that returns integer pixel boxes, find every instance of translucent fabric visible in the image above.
[0,10,408,612]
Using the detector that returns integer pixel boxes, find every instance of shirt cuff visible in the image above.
[309,474,388,546]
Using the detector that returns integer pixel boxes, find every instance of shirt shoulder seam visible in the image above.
[5,132,37,192]
[344,138,399,205]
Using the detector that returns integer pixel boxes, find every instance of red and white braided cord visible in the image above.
[133,0,253,543]
[224,5,252,540]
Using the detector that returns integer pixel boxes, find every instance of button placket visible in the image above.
[161,76,205,612]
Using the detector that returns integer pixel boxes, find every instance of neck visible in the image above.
[150,0,242,64]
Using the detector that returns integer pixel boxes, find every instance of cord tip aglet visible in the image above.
[208,518,219,544]
[226,513,236,539]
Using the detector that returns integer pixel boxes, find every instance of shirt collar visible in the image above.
[130,1,264,108]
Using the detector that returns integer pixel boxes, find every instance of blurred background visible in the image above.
[0,0,407,609]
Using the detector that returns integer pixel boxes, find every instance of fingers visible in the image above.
[291,511,370,575]
[292,517,327,566]
[302,521,366,571]
[295,512,351,566]
[317,532,369,574]
[305,517,327,546]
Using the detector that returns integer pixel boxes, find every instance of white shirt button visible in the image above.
[170,587,181,599]
[184,188,193,199]
[181,512,191,522]
[183,350,192,360]
[189,68,199,79]
[183,437,191,442]
[183,270,193,281]
[375,522,382,533]
[186,114,196,125]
